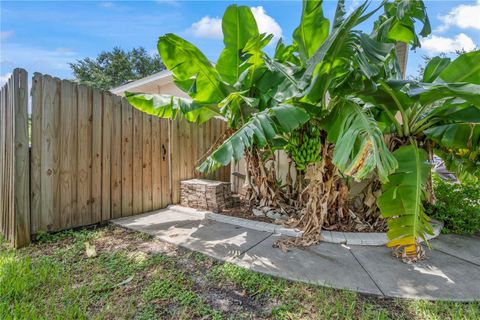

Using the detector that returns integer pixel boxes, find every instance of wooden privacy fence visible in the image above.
[1,69,229,247]
[0,69,30,247]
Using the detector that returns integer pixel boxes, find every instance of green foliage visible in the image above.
[125,0,480,251]
[378,144,434,250]
[216,5,259,84]
[158,33,228,104]
[323,99,398,183]
[426,176,480,235]
[293,0,329,62]
[198,105,309,173]
[70,47,164,90]
[209,263,287,298]
[439,50,480,84]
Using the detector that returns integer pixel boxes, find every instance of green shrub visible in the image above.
[426,175,480,235]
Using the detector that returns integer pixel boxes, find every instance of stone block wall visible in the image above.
[180,179,236,212]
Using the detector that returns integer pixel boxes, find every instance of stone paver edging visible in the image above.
[112,208,480,301]
[168,205,443,246]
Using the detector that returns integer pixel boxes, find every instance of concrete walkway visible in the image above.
[112,208,480,301]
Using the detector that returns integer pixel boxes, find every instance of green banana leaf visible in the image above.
[378,144,434,251]
[300,1,385,103]
[216,5,259,84]
[322,99,398,183]
[198,105,310,173]
[439,50,480,84]
[158,34,228,103]
[125,92,220,124]
[425,123,480,150]
[372,0,430,49]
[435,148,480,183]
[293,0,329,63]
[422,56,450,83]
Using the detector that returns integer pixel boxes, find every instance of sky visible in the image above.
[1,0,479,86]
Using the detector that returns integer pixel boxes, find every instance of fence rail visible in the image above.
[1,69,229,247]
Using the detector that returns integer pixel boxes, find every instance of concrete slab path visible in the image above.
[112,208,480,301]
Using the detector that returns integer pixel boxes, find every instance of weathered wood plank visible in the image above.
[6,77,13,241]
[142,114,153,212]
[151,117,162,209]
[170,118,181,203]
[111,94,122,218]
[101,92,113,221]
[161,119,171,207]
[59,80,74,230]
[40,75,59,231]
[121,98,133,216]
[30,74,42,234]
[77,84,92,227]
[13,69,30,247]
[132,108,143,214]
[91,89,103,223]
[1,85,6,236]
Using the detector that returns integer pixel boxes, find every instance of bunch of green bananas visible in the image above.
[285,126,322,171]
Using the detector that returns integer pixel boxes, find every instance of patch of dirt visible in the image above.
[220,201,272,223]
[219,198,388,233]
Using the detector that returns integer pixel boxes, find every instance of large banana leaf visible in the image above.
[409,82,480,106]
[158,34,227,103]
[425,123,480,150]
[422,56,450,83]
[293,0,329,63]
[125,92,220,124]
[198,105,309,173]
[322,99,398,183]
[378,144,434,254]
[435,148,480,183]
[372,0,430,48]
[439,50,480,84]
[300,1,385,103]
[216,5,259,84]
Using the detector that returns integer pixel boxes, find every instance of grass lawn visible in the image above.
[1,225,478,319]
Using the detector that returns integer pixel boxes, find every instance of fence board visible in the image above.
[142,114,153,212]
[162,120,171,207]
[151,118,162,209]
[40,76,59,231]
[14,69,30,247]
[121,98,133,216]
[77,84,92,226]
[91,89,103,223]
[101,93,113,220]
[132,108,143,214]
[111,95,122,218]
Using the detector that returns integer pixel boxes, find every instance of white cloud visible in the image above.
[99,2,115,9]
[188,16,222,39]
[0,73,12,86]
[437,0,480,32]
[421,33,476,54]
[1,31,14,41]
[250,6,282,39]
[156,0,179,6]
[1,43,79,76]
[188,6,282,40]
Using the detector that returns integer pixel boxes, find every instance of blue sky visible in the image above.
[1,0,479,85]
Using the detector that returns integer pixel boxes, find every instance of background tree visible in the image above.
[70,47,165,90]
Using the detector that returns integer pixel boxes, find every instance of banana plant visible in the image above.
[126,0,479,258]
[352,50,480,256]
[126,4,310,204]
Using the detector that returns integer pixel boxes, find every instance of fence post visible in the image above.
[14,68,31,247]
